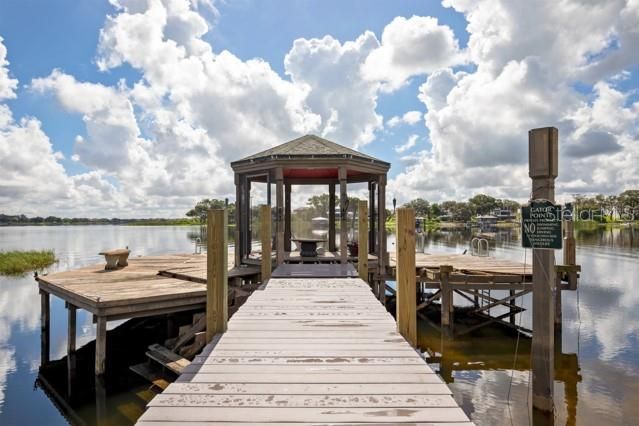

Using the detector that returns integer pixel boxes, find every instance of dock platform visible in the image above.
[136,277,473,425]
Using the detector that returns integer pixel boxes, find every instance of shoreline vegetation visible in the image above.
[0,250,56,276]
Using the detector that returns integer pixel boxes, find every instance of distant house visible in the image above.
[477,215,498,227]
[492,208,516,221]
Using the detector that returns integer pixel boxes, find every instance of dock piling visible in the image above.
[40,290,50,365]
[206,208,228,343]
[529,126,558,414]
[396,207,417,347]
[95,316,107,376]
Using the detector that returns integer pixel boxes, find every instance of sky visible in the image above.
[0,0,638,218]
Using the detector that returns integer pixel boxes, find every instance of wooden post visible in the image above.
[67,304,76,360]
[260,205,272,283]
[440,265,453,329]
[284,183,292,252]
[40,290,50,365]
[329,183,336,252]
[529,127,558,414]
[396,208,417,347]
[234,173,242,267]
[509,289,516,325]
[207,209,228,343]
[95,316,107,376]
[358,200,368,282]
[369,181,376,254]
[563,219,577,289]
[377,175,387,304]
[275,167,285,265]
[339,167,348,264]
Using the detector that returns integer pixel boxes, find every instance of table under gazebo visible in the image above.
[230,134,390,287]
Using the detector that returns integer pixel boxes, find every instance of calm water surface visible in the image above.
[0,224,637,425]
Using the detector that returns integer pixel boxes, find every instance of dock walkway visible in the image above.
[136,276,473,425]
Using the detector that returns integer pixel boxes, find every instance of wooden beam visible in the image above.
[207,209,228,342]
[368,181,376,254]
[377,175,387,304]
[529,126,557,414]
[439,265,453,329]
[275,167,285,265]
[563,219,577,289]
[260,205,272,283]
[396,208,417,347]
[358,200,368,282]
[339,167,348,264]
[67,303,76,355]
[284,183,291,252]
[95,315,107,376]
[329,184,336,252]
[234,173,242,267]
[40,290,50,365]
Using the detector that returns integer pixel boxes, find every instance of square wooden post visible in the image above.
[234,173,242,267]
[396,208,417,347]
[207,209,228,342]
[339,167,348,264]
[40,290,50,365]
[95,316,107,376]
[440,265,453,329]
[529,126,558,414]
[368,181,376,254]
[260,205,272,283]
[67,303,77,368]
[329,183,336,252]
[284,183,292,252]
[358,200,368,282]
[377,175,387,303]
[275,167,285,265]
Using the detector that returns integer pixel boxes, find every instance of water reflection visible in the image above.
[0,224,637,425]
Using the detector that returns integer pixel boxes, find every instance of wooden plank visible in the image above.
[183,364,431,374]
[190,356,427,365]
[138,422,473,426]
[138,406,469,423]
[164,382,451,395]
[179,372,442,384]
[146,344,191,374]
[129,363,170,390]
[149,393,456,408]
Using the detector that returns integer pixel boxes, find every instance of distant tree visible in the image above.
[468,194,498,215]
[186,198,232,224]
[402,198,430,218]
[430,203,442,218]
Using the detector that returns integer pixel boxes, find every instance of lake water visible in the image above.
[0,224,637,425]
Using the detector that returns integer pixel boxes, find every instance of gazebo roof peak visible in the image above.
[231,134,390,170]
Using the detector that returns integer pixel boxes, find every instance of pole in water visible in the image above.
[528,127,558,414]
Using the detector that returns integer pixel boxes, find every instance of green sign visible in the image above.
[521,200,563,249]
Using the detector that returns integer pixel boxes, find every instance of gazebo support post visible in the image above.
[284,183,291,252]
[234,173,242,267]
[377,174,387,304]
[275,167,285,265]
[369,181,376,254]
[339,167,348,264]
[329,184,336,252]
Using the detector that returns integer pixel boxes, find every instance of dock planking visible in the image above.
[136,278,473,425]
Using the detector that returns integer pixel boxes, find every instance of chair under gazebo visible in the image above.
[230,134,390,288]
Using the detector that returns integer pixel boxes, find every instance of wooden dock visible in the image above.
[36,252,260,375]
[136,275,473,425]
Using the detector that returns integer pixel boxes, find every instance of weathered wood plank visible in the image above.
[178,372,443,384]
[138,406,469,423]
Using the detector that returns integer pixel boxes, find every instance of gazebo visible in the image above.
[230,134,390,273]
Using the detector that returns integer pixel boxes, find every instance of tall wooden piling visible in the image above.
[95,316,107,376]
[339,167,348,264]
[358,200,368,282]
[207,209,228,342]
[40,290,50,365]
[396,208,417,347]
[529,127,558,414]
[440,265,453,329]
[260,205,272,283]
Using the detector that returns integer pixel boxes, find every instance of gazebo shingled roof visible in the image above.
[231,134,390,168]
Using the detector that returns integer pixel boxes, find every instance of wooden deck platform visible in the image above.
[136,277,473,425]
[389,252,531,276]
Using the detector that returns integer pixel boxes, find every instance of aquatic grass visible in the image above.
[0,250,56,276]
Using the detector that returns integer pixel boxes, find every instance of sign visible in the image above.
[521,199,563,249]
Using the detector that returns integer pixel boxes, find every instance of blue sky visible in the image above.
[0,0,637,217]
